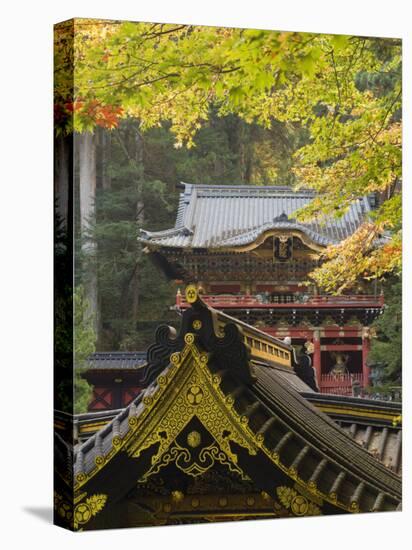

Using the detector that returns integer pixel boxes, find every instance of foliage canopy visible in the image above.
[55,20,402,291]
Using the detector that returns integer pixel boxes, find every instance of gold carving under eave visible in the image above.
[274,235,293,261]
[140,439,249,481]
[186,385,204,405]
[54,491,73,526]
[187,430,202,448]
[73,494,108,530]
[192,319,202,330]
[126,492,291,526]
[276,486,321,517]
[123,334,257,484]
[219,229,324,254]
[392,414,402,427]
[323,315,339,327]
[54,491,108,530]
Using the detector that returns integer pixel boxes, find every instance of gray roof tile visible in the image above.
[139,183,372,249]
[86,352,146,370]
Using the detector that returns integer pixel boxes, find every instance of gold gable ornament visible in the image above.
[185,285,198,303]
[274,235,293,261]
[276,486,321,517]
[121,336,257,485]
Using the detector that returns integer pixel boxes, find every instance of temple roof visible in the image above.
[86,351,146,371]
[139,183,373,249]
[63,394,402,477]
[55,290,401,530]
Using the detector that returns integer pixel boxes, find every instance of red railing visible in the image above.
[311,295,384,305]
[176,293,384,309]
[319,373,364,396]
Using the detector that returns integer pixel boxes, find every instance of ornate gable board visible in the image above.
[218,227,326,253]
[124,335,258,481]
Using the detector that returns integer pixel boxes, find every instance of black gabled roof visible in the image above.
[248,364,401,495]
[67,292,401,518]
[302,392,401,422]
[67,398,402,476]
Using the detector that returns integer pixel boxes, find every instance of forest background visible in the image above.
[53,20,402,411]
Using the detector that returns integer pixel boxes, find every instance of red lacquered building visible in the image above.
[84,352,146,411]
[139,183,384,396]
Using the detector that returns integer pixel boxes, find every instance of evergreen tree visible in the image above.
[91,114,305,351]
[74,286,96,413]
[93,120,178,351]
[369,276,402,384]
[54,204,74,413]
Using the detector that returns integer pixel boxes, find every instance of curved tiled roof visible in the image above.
[139,183,373,249]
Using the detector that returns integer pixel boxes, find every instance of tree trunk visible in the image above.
[101,128,112,191]
[78,132,98,333]
[55,133,70,225]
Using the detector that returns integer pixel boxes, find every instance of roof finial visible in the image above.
[273,211,289,222]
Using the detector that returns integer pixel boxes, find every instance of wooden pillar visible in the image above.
[362,328,371,388]
[313,329,321,389]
